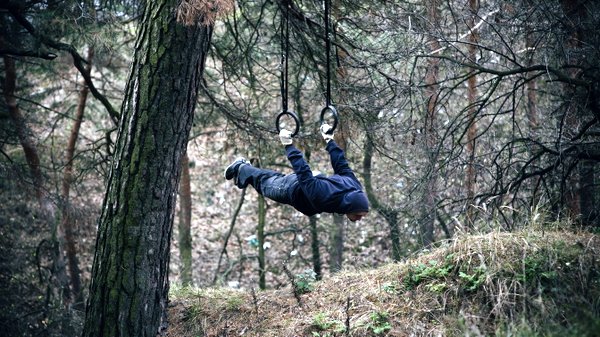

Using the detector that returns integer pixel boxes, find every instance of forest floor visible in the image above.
[166,228,600,337]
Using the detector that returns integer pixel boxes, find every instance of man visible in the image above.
[224,124,369,222]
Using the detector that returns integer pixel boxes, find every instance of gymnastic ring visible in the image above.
[319,105,338,133]
[275,110,300,137]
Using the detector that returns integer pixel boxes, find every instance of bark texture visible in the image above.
[83,0,212,335]
[178,152,193,286]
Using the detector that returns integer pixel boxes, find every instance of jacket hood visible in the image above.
[338,190,370,214]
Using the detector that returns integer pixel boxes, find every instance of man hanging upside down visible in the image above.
[224,124,369,222]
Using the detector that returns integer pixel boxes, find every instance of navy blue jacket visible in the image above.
[285,141,370,216]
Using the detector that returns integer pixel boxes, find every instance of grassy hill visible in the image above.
[166,229,600,337]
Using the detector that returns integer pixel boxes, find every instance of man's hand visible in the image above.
[279,129,293,146]
[320,123,334,143]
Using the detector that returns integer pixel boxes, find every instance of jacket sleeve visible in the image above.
[285,145,316,185]
[326,141,354,176]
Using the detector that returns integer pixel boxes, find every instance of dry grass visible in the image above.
[167,228,600,336]
[176,0,234,26]
[177,0,235,26]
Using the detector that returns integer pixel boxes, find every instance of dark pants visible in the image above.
[237,164,299,205]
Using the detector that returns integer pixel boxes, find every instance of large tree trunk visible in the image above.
[60,46,94,309]
[82,0,212,335]
[177,151,193,287]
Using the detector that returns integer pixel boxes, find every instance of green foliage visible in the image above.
[295,269,317,295]
[403,257,453,290]
[311,332,332,337]
[518,255,558,283]
[425,282,448,293]
[458,266,487,292]
[381,282,399,294]
[311,312,345,335]
[365,311,392,335]
[402,253,491,293]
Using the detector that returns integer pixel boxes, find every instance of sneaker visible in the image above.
[224,157,249,180]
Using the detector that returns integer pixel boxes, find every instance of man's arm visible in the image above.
[279,129,317,186]
[285,144,316,184]
[326,141,354,175]
[319,123,353,176]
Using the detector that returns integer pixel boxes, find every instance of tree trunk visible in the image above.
[303,148,323,280]
[254,157,267,290]
[326,0,349,273]
[362,138,402,260]
[465,0,479,227]
[178,152,193,287]
[525,23,538,135]
[257,193,266,289]
[4,56,70,305]
[3,57,54,216]
[525,3,541,207]
[327,134,346,273]
[420,0,441,248]
[580,160,598,226]
[558,0,597,227]
[309,215,322,280]
[60,46,94,310]
[328,214,344,273]
[82,0,212,335]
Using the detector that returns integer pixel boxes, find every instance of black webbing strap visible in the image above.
[280,0,290,112]
[324,0,331,107]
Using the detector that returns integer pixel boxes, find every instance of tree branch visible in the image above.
[213,187,247,284]
[0,48,57,60]
[419,53,590,87]
[6,3,120,124]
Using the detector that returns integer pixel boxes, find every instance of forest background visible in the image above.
[0,0,599,336]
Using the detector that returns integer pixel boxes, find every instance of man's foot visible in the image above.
[224,157,249,180]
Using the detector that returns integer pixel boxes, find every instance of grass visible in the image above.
[167,228,600,336]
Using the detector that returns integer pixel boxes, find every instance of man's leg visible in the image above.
[224,157,249,180]
[259,174,298,204]
[237,164,298,204]
[236,164,279,189]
